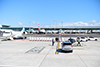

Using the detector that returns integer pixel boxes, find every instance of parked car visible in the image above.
[68,38,76,43]
[87,36,98,41]
[77,37,88,42]
[62,41,73,52]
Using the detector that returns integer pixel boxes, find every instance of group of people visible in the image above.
[52,37,81,46]
[69,37,81,46]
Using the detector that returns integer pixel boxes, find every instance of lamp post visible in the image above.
[54,20,56,30]
[62,22,63,28]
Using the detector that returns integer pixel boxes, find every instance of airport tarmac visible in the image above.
[0,37,100,67]
[25,34,100,37]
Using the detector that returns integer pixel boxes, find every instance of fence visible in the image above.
[29,37,53,42]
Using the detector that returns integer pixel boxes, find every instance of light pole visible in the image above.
[54,20,56,30]
[62,22,63,28]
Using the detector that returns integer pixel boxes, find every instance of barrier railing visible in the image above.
[29,37,52,42]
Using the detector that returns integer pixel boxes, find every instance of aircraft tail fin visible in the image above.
[21,27,25,32]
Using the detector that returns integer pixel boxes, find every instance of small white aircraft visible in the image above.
[0,27,27,40]
[52,30,59,34]
[46,30,52,34]
[26,29,38,34]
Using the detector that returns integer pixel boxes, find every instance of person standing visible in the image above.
[52,39,55,46]
[77,39,81,46]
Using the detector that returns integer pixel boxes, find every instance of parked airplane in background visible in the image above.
[38,23,46,34]
[39,29,45,34]
[46,30,52,34]
[26,29,37,34]
[52,30,59,34]
[0,27,27,40]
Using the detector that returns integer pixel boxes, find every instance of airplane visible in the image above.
[0,27,27,40]
[26,29,38,34]
[39,29,45,34]
[52,30,59,34]
[37,23,46,34]
[59,29,65,34]
[46,30,52,34]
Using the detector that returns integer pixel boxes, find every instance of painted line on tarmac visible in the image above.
[76,52,88,67]
[0,53,100,56]
[14,40,52,42]
[25,46,45,53]
[55,42,60,54]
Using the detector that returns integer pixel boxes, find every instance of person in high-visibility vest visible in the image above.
[77,39,81,46]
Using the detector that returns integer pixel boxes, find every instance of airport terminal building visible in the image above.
[0,25,100,34]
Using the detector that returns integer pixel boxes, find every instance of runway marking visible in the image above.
[0,53,100,56]
[25,46,45,53]
[55,42,60,54]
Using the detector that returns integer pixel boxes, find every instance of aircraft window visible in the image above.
[81,37,85,39]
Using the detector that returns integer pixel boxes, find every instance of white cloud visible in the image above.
[91,20,96,23]
[33,21,36,24]
[45,25,49,27]
[90,24,94,26]
[56,20,100,27]
[74,21,88,26]
[13,19,18,21]
[18,22,22,25]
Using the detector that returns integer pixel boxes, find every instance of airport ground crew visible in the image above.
[52,39,55,46]
[77,39,81,46]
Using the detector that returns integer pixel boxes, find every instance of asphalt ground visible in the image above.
[0,33,100,37]
[25,34,100,37]
[0,37,100,67]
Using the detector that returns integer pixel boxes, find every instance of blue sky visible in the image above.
[0,0,100,27]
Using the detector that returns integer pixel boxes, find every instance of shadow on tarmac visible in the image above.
[56,49,72,54]
[1,38,26,41]
[1,39,11,41]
